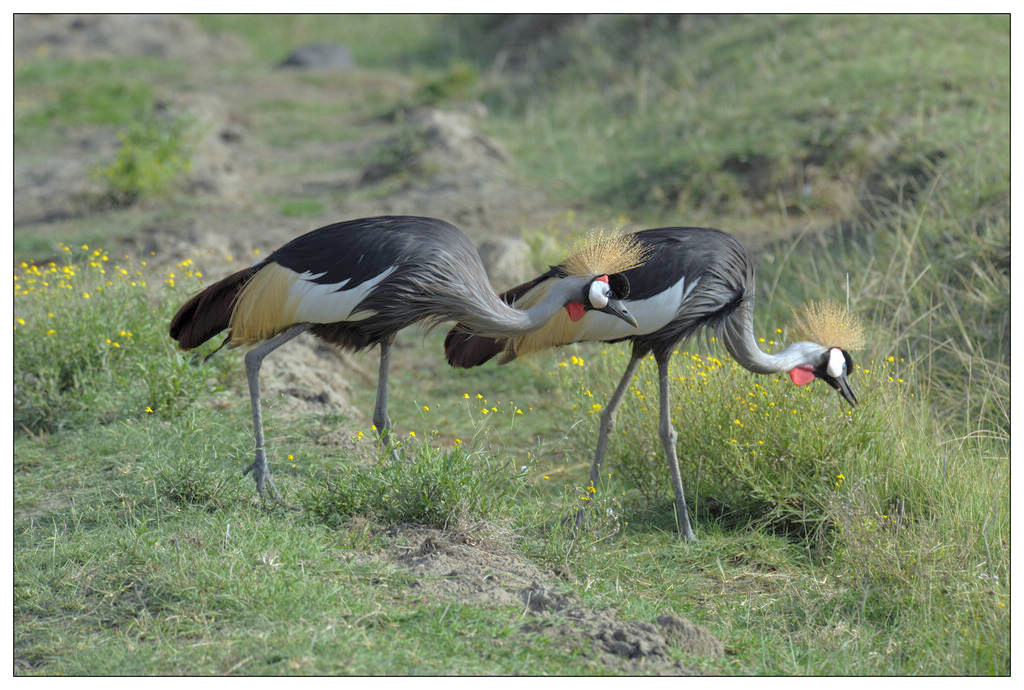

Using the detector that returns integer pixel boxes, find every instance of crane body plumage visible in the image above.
[445,226,860,541]
[170,215,639,499]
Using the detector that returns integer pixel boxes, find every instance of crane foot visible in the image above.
[242,450,282,503]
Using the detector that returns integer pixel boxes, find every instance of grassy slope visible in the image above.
[14,15,1008,675]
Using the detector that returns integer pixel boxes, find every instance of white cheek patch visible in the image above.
[588,281,610,309]
[827,348,845,378]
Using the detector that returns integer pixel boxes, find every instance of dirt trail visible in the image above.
[15,15,723,672]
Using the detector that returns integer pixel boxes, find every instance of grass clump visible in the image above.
[279,197,326,217]
[13,244,234,433]
[303,442,525,529]
[155,453,242,509]
[93,110,193,205]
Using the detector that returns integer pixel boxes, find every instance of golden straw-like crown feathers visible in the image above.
[789,299,865,351]
[561,230,651,276]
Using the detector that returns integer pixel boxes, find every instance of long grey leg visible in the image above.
[373,335,401,462]
[242,323,311,499]
[575,354,642,528]
[656,351,695,541]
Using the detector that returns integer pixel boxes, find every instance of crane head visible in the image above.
[565,274,638,328]
[788,346,857,406]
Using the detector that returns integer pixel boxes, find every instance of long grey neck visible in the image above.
[454,275,590,338]
[720,301,824,374]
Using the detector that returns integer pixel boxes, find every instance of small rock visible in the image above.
[478,237,532,292]
[277,43,356,70]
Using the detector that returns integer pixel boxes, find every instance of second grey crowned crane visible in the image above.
[169,216,642,500]
[445,226,863,541]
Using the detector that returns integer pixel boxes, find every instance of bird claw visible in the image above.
[243,455,282,503]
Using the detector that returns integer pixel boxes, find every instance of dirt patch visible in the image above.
[14,14,251,64]
[382,525,722,673]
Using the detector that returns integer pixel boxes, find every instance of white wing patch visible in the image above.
[289,266,396,323]
[572,275,690,341]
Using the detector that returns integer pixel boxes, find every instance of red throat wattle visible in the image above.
[788,365,815,386]
[566,301,586,322]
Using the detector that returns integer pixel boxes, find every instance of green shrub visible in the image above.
[93,112,193,205]
[559,343,925,538]
[302,442,524,528]
[13,245,235,433]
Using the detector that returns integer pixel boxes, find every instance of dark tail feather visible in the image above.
[444,328,506,368]
[169,266,259,350]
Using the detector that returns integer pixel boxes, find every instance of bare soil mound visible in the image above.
[383,525,723,673]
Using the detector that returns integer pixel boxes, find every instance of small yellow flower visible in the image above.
[586,484,596,494]
[82,292,91,299]
[454,438,462,445]
[481,408,489,415]
[476,393,483,399]
[287,454,294,461]
[409,431,416,437]
[422,405,430,412]
[370,424,377,431]
[557,361,568,367]
[253,249,260,255]
[590,403,602,412]
[463,393,470,399]
[45,329,55,336]
[81,244,89,250]
[15,318,25,325]
[356,431,365,440]
[145,406,154,413]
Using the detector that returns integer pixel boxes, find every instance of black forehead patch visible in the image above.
[607,273,630,299]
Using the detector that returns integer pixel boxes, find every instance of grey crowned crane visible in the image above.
[169,215,643,500]
[445,226,863,541]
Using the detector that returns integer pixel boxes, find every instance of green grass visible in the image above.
[192,14,446,68]
[13,250,1008,673]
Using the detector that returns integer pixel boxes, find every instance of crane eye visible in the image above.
[826,348,845,378]
[588,280,610,309]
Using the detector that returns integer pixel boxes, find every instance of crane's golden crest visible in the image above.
[562,230,651,277]
[789,299,865,351]
[498,230,650,359]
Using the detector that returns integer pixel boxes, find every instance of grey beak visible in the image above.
[600,299,638,328]
[835,374,858,406]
